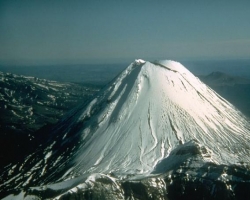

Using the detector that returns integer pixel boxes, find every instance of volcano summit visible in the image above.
[1,60,250,199]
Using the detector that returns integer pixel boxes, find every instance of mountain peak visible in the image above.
[154,60,190,74]
[134,59,146,65]
[133,59,190,75]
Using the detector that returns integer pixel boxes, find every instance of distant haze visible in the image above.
[0,0,250,65]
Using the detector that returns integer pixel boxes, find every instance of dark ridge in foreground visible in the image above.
[2,143,250,200]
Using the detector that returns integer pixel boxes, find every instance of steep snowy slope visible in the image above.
[1,59,250,199]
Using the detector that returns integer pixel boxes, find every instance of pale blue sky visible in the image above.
[0,0,250,65]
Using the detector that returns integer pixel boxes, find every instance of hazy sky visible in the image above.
[0,0,250,65]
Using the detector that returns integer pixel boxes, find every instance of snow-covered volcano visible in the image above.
[1,59,250,199]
